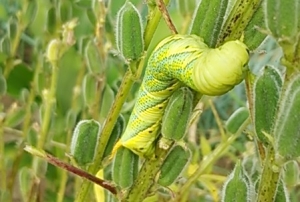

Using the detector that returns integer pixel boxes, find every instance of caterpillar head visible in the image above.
[193,40,250,96]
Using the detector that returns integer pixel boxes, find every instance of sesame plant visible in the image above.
[0,0,299,202]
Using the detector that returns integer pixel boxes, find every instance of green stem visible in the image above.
[176,119,249,202]
[256,146,281,202]
[124,143,173,201]
[33,61,59,173]
[144,0,170,49]
[0,119,5,191]
[37,62,59,149]
[90,0,107,121]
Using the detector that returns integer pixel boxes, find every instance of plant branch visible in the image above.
[156,0,178,34]
[144,0,171,49]
[256,146,281,202]
[24,145,117,195]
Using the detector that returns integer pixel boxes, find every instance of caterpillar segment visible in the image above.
[111,34,249,158]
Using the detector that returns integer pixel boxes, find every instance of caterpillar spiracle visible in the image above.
[112,34,249,158]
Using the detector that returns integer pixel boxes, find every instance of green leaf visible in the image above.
[59,0,73,22]
[116,2,144,61]
[222,161,251,202]
[6,63,33,98]
[82,73,98,107]
[46,7,57,34]
[244,5,267,50]
[70,119,102,167]
[274,74,300,159]
[226,107,249,134]
[189,0,229,47]
[253,66,283,145]
[0,73,6,95]
[75,0,93,8]
[85,40,104,74]
[24,0,38,26]
[100,84,115,121]
[265,0,299,39]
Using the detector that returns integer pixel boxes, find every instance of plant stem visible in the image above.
[256,146,281,202]
[0,119,5,191]
[156,0,177,34]
[25,146,117,195]
[144,0,170,49]
[125,143,173,201]
[37,63,58,149]
[33,61,59,173]
[90,0,107,121]
[209,99,226,141]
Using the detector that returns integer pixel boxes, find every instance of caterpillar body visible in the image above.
[112,34,249,157]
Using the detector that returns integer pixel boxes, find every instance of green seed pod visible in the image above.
[221,161,251,202]
[242,155,260,183]
[274,74,300,160]
[18,167,37,201]
[4,107,26,128]
[244,4,267,50]
[8,19,18,42]
[226,107,249,134]
[112,146,139,189]
[82,73,98,108]
[274,180,290,202]
[24,0,37,26]
[59,0,72,22]
[189,0,228,47]
[265,0,299,39]
[103,115,125,158]
[161,87,193,147]
[1,35,11,56]
[116,2,144,61]
[46,7,57,35]
[158,145,191,187]
[253,66,283,145]
[283,160,299,188]
[85,40,104,74]
[0,73,7,95]
[65,109,77,129]
[70,120,101,167]
[100,85,115,121]
[27,127,38,146]
[219,0,262,43]
[177,0,196,17]
[46,39,62,63]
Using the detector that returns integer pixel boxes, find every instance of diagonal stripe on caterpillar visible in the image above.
[112,34,249,158]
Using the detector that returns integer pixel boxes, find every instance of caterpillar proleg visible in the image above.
[112,34,249,157]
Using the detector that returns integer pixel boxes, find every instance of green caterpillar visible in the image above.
[112,34,249,157]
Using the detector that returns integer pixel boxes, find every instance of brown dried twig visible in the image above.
[24,145,117,195]
[156,0,178,34]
